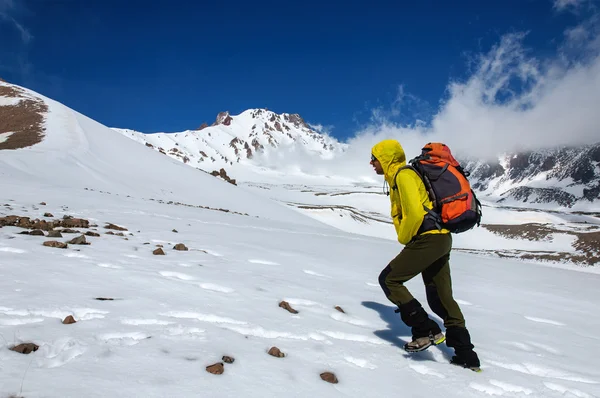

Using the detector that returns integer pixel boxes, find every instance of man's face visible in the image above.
[370,154,384,175]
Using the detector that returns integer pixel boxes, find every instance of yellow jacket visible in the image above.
[372,139,449,245]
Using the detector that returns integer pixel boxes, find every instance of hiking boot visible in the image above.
[404,336,432,352]
[450,355,481,372]
[431,332,446,345]
[404,332,445,353]
[396,299,442,342]
[445,326,480,369]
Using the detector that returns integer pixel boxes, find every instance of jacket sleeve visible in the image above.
[395,170,425,245]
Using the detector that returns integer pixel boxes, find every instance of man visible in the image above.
[371,139,480,371]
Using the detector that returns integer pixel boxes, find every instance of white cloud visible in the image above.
[344,16,600,162]
[308,123,334,136]
[554,0,586,11]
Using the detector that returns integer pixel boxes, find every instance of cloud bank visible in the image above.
[253,8,600,181]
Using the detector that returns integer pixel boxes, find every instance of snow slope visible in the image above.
[0,82,322,227]
[1,81,600,397]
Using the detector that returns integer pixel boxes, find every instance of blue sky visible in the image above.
[0,0,591,140]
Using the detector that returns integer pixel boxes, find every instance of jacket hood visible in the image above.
[371,139,406,182]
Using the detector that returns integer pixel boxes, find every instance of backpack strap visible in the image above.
[391,165,414,191]
[391,163,443,232]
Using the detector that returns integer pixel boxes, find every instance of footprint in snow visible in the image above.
[200,249,222,257]
[194,282,234,293]
[527,341,562,355]
[0,307,108,321]
[0,247,26,253]
[524,316,565,326]
[160,311,247,325]
[330,312,373,327]
[303,269,330,278]
[159,271,196,281]
[221,324,326,342]
[97,263,123,269]
[320,331,386,345]
[544,381,594,398]
[487,360,598,384]
[0,317,44,325]
[97,332,151,346]
[501,340,561,355]
[121,319,173,326]
[37,338,87,369]
[248,259,280,265]
[64,252,90,259]
[408,363,445,379]
[344,356,378,370]
[124,254,141,259]
[159,272,234,293]
[469,380,532,396]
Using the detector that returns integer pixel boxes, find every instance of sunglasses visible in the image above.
[371,154,377,162]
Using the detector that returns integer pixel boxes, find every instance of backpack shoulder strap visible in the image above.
[391,164,421,191]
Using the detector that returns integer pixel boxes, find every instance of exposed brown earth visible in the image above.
[0,85,48,150]
[481,223,600,265]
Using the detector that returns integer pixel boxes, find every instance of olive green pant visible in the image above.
[378,233,466,329]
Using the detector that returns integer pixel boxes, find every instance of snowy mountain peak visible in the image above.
[464,142,600,208]
[213,111,233,126]
[114,109,344,171]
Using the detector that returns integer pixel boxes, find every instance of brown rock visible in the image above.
[279,301,298,314]
[172,229,178,233]
[10,343,39,354]
[3,215,19,225]
[156,244,163,248]
[206,362,224,375]
[268,347,285,358]
[18,231,30,235]
[95,297,114,301]
[43,240,67,249]
[39,202,46,206]
[106,231,115,235]
[85,231,100,237]
[17,216,31,228]
[320,372,338,384]
[222,355,235,364]
[62,218,89,228]
[68,235,89,245]
[62,315,77,324]
[334,306,345,313]
[29,229,45,236]
[105,223,128,231]
[153,248,166,255]
[60,228,80,234]
[173,243,188,251]
[47,230,63,238]
[43,212,54,217]
[32,220,53,230]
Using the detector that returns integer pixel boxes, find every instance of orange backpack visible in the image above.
[399,143,482,233]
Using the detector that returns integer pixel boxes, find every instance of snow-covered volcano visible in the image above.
[113,109,345,170]
[1,81,600,397]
